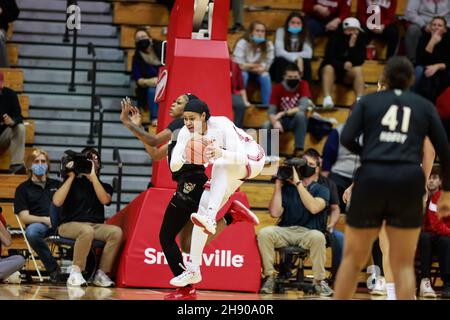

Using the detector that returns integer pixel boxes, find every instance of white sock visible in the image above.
[386,282,396,300]
[188,225,209,267]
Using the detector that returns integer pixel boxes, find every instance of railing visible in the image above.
[112,148,123,213]
[64,0,78,92]
[96,96,104,158]
[87,42,98,145]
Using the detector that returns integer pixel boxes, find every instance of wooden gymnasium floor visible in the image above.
[0,283,395,300]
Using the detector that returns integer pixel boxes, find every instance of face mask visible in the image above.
[136,39,151,52]
[251,35,266,44]
[288,26,302,34]
[299,164,316,178]
[286,79,300,89]
[31,164,48,176]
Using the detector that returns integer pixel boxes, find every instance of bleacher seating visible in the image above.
[0,68,24,92]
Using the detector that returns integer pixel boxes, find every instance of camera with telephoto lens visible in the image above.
[60,150,93,177]
[275,158,307,181]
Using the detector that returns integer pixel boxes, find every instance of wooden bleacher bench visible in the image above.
[311,59,385,84]
[0,68,24,92]
[0,174,27,199]
[0,202,20,229]
[25,120,35,145]
[311,83,378,107]
[19,95,30,118]
[113,2,169,26]
[6,23,13,41]
[0,147,34,171]
[6,43,19,67]
[240,182,274,208]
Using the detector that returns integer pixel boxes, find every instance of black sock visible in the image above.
[224,213,234,226]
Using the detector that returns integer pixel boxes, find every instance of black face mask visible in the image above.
[286,79,300,89]
[299,164,316,178]
[136,39,151,52]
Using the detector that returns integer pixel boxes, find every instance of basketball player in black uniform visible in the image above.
[120,94,257,300]
[334,57,450,300]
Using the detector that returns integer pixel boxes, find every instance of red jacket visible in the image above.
[357,0,397,26]
[423,191,450,237]
[303,0,352,22]
[436,87,450,119]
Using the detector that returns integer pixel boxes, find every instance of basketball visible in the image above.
[185,138,208,165]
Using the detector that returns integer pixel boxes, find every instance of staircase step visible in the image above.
[18,44,124,62]
[16,0,111,14]
[28,93,124,110]
[34,134,145,149]
[19,57,126,72]
[30,108,123,122]
[24,68,129,86]
[18,10,113,24]
[25,83,131,97]
[33,120,134,137]
[13,20,117,37]
[12,33,119,48]
[49,162,153,177]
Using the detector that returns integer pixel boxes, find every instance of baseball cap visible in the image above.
[342,17,364,32]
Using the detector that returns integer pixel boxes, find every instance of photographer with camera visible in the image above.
[257,151,333,296]
[52,147,123,288]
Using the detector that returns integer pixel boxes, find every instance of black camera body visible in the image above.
[60,150,93,177]
[275,158,307,181]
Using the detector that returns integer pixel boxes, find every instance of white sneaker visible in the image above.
[169,262,202,287]
[4,271,22,284]
[419,278,437,298]
[322,95,334,109]
[191,212,217,235]
[67,265,87,287]
[370,276,387,296]
[93,269,115,287]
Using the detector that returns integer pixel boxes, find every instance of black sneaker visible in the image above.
[442,285,450,299]
[49,269,62,284]
[229,23,245,33]
[8,164,27,174]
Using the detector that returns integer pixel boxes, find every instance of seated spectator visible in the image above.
[322,123,361,212]
[53,147,123,288]
[0,206,25,282]
[303,0,352,41]
[413,16,450,103]
[270,12,313,83]
[233,21,274,105]
[257,151,333,296]
[229,0,245,33]
[230,58,251,128]
[417,167,450,298]
[304,148,344,278]
[320,17,366,108]
[262,63,312,160]
[357,0,399,58]
[404,0,450,64]
[131,27,162,127]
[436,86,450,140]
[0,0,19,67]
[0,71,26,174]
[14,148,62,283]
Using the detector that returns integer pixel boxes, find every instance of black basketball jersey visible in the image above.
[341,89,450,190]
[166,118,206,182]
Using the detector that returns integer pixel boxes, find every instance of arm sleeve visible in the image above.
[303,0,315,15]
[131,59,142,82]
[233,39,247,65]
[170,126,190,172]
[102,183,114,206]
[269,85,281,111]
[405,0,426,27]
[357,0,366,25]
[385,2,397,26]
[300,80,312,98]
[7,89,23,125]
[415,35,428,66]
[324,32,345,71]
[427,108,450,191]
[349,36,367,66]
[428,210,450,237]
[340,100,364,155]
[322,129,340,171]
[338,0,352,21]
[13,186,28,214]
[314,184,330,206]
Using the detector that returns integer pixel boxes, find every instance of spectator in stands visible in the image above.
[320,17,366,108]
[436,86,450,140]
[233,21,274,106]
[417,167,450,298]
[230,58,251,128]
[303,0,352,41]
[270,12,313,83]
[262,63,312,161]
[257,151,333,296]
[0,206,25,282]
[404,0,450,63]
[413,16,450,103]
[230,0,245,33]
[322,122,361,213]
[0,71,26,174]
[131,27,162,127]
[14,148,62,283]
[357,0,399,58]
[304,148,344,278]
[53,147,123,288]
[0,0,19,67]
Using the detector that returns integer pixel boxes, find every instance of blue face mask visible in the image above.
[288,26,302,34]
[31,164,48,176]
[251,35,266,44]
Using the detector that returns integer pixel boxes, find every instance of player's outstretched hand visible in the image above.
[120,97,134,125]
[437,191,450,219]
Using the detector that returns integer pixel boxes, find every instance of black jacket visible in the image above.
[0,0,20,31]
[0,86,23,135]
[416,32,450,69]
